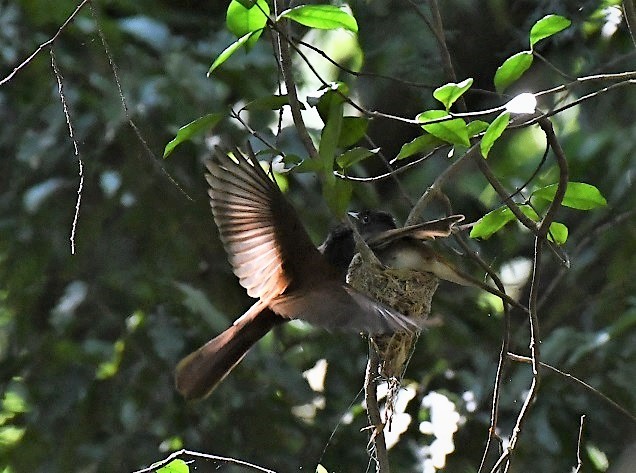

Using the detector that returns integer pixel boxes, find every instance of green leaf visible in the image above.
[466,120,489,137]
[336,147,378,169]
[280,5,358,33]
[494,51,533,93]
[480,112,510,158]
[417,110,469,147]
[163,113,224,158]
[433,78,473,110]
[470,206,516,239]
[471,204,539,239]
[208,30,260,75]
[395,134,444,160]
[226,0,269,49]
[318,94,344,173]
[530,15,571,48]
[292,158,323,173]
[311,82,349,122]
[157,459,189,473]
[323,177,352,217]
[586,444,609,471]
[532,182,607,210]
[338,116,369,147]
[547,221,568,244]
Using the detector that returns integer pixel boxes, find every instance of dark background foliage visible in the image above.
[1,1,635,472]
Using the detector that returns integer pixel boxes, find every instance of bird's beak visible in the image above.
[347,211,360,221]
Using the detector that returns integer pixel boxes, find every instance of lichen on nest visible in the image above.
[347,253,439,379]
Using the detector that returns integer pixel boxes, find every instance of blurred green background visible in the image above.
[1,1,635,472]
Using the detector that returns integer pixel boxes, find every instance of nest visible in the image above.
[347,253,439,380]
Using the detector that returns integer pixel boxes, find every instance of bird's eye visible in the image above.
[362,214,369,224]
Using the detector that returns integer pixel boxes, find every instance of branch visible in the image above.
[405,143,476,225]
[365,343,390,473]
[0,0,91,86]
[50,49,84,256]
[508,353,636,424]
[273,2,319,159]
[89,3,193,200]
[572,415,585,473]
[133,449,277,473]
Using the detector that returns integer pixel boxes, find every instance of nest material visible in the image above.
[347,253,439,379]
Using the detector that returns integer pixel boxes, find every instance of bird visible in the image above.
[175,148,421,400]
[350,210,526,310]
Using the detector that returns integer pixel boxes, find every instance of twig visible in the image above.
[505,236,543,455]
[272,2,319,159]
[573,415,585,473]
[133,449,277,473]
[334,145,444,182]
[365,343,390,473]
[88,3,193,201]
[0,0,91,86]
[50,49,84,255]
[405,143,476,225]
[508,353,636,424]
[536,119,569,236]
[624,0,636,48]
[295,37,436,90]
[472,155,538,232]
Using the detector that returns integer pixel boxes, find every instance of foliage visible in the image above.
[1,1,636,472]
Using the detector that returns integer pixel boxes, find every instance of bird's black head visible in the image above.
[319,224,355,276]
[349,210,397,238]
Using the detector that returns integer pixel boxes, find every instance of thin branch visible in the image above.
[50,49,84,255]
[0,0,91,86]
[624,0,636,48]
[472,155,538,232]
[533,51,574,81]
[406,143,476,225]
[335,146,444,182]
[365,343,390,473]
[505,236,543,453]
[133,449,277,473]
[508,353,636,424]
[295,37,436,89]
[88,3,193,201]
[536,119,569,237]
[573,415,585,473]
[272,3,319,159]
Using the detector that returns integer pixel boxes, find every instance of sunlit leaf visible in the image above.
[530,15,571,48]
[164,113,224,158]
[532,182,607,209]
[494,51,533,92]
[470,204,538,239]
[417,110,469,147]
[157,459,189,473]
[226,0,269,49]
[547,221,568,244]
[433,78,473,110]
[466,120,489,137]
[280,5,358,33]
[470,206,516,239]
[586,444,609,471]
[208,30,260,75]
[480,112,510,158]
